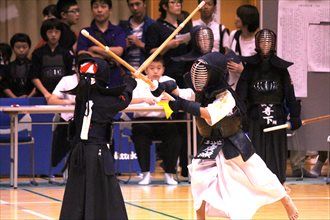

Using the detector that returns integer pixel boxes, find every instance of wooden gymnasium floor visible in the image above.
[1,159,329,220]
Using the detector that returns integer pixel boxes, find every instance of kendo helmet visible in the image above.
[255,29,276,57]
[192,25,214,55]
[172,25,214,62]
[190,52,230,93]
[64,55,125,96]
[77,55,112,85]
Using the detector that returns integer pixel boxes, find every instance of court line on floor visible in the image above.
[23,188,62,202]
[22,188,184,219]
[21,188,329,219]
[21,209,54,220]
[0,199,54,220]
[125,201,184,220]
[1,201,59,205]
[0,200,9,204]
[125,198,193,202]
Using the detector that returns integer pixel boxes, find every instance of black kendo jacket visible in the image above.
[72,74,136,145]
[65,56,137,145]
[236,54,301,127]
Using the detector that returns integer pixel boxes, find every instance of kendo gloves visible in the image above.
[288,100,302,131]
[151,80,201,117]
[151,80,177,97]
[121,74,137,102]
[289,117,302,131]
[169,96,201,117]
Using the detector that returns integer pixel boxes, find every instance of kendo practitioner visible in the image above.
[59,56,136,220]
[235,29,302,185]
[152,52,299,219]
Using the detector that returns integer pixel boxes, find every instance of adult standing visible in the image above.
[227,4,259,90]
[145,0,190,88]
[120,0,155,71]
[193,0,229,54]
[77,0,126,87]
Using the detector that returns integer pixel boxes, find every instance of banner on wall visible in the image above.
[307,22,330,73]
[277,0,330,97]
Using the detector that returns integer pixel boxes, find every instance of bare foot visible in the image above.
[281,195,299,220]
[196,201,206,220]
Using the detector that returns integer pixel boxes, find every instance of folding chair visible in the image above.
[115,112,137,183]
[116,113,180,184]
[0,98,37,186]
[48,113,68,186]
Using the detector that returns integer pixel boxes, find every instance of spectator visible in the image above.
[178,10,193,29]
[43,4,57,20]
[29,18,74,99]
[145,0,190,88]
[1,33,35,98]
[0,43,12,97]
[193,0,230,54]
[34,4,58,50]
[119,0,155,71]
[290,150,317,178]
[227,4,260,90]
[145,0,191,178]
[310,151,328,177]
[77,0,126,87]
[288,130,317,178]
[0,43,12,66]
[55,0,80,52]
[236,29,302,186]
[131,55,194,185]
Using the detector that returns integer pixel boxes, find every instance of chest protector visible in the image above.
[196,114,241,139]
[196,90,241,138]
[41,54,66,92]
[248,65,284,104]
[9,62,31,94]
[195,92,254,161]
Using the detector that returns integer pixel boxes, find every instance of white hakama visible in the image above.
[188,152,286,219]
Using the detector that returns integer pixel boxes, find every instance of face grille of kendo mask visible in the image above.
[255,29,276,56]
[191,59,209,92]
[195,28,214,54]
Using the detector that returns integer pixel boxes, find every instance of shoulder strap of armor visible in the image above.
[234,30,242,56]
[219,24,229,54]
